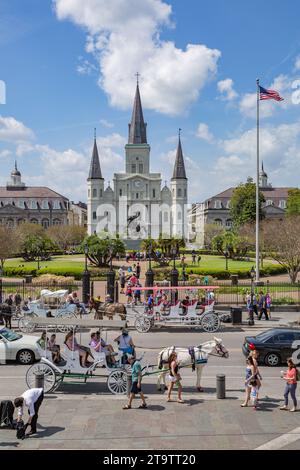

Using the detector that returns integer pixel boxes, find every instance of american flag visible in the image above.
[259,86,284,101]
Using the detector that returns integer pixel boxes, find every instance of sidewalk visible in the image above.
[1,392,299,450]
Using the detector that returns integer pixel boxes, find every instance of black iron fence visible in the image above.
[0,279,82,303]
[177,280,300,306]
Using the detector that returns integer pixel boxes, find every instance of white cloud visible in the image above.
[217,78,238,101]
[0,149,11,159]
[209,121,300,195]
[294,55,300,71]
[196,122,214,142]
[77,57,97,75]
[239,74,293,119]
[53,0,221,115]
[0,115,35,143]
[100,119,114,129]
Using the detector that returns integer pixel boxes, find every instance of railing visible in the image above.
[0,279,83,303]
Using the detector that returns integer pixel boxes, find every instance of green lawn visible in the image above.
[6,255,85,271]
[175,255,276,272]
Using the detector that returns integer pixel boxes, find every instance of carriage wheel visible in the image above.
[201,313,220,333]
[134,316,151,333]
[26,363,57,393]
[107,370,128,395]
[18,316,36,333]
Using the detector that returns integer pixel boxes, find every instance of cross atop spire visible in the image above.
[172,131,187,180]
[135,72,140,84]
[88,130,103,180]
[128,81,147,144]
[94,127,97,140]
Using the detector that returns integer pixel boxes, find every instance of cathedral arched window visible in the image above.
[93,211,97,220]
[178,188,182,197]
[42,218,49,228]
[93,189,97,198]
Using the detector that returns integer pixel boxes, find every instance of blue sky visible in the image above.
[1,0,300,202]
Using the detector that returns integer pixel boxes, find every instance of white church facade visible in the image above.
[87,82,188,245]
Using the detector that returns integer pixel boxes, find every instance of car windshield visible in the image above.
[0,328,22,342]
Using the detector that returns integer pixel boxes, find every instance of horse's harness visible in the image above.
[200,342,228,358]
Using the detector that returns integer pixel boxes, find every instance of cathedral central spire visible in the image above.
[88,129,103,180]
[128,79,147,144]
[172,131,187,180]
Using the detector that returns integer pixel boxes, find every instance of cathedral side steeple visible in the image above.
[171,130,188,238]
[87,130,104,235]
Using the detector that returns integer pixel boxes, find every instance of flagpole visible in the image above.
[256,78,260,282]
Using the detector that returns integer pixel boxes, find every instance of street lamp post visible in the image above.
[145,242,154,297]
[249,266,256,326]
[82,243,90,306]
[107,245,115,302]
[170,244,179,303]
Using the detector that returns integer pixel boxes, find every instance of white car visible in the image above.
[0,328,41,365]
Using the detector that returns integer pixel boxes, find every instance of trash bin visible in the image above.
[24,275,33,284]
[231,307,242,324]
[216,374,226,399]
[35,373,44,389]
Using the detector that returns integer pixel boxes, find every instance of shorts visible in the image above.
[168,375,179,384]
[131,381,142,394]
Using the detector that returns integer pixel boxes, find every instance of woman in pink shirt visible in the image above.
[280,358,298,412]
[64,332,88,367]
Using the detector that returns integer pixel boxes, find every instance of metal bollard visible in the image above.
[126,374,132,398]
[35,373,44,389]
[216,374,226,399]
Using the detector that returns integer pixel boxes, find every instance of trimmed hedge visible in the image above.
[152,264,287,280]
[3,265,109,280]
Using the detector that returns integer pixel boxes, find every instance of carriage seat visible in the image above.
[61,346,89,371]
[36,344,52,361]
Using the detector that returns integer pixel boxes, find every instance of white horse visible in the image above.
[156,337,229,392]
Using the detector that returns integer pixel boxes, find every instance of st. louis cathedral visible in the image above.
[87,82,188,246]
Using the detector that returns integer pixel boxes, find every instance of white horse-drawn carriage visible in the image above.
[18,289,81,334]
[25,317,132,395]
[128,286,221,333]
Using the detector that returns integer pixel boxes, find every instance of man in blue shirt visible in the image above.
[123,354,147,410]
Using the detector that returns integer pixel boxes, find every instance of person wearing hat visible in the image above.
[123,354,147,410]
[114,328,135,356]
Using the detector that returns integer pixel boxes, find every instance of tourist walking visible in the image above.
[241,356,256,408]
[280,358,298,412]
[258,291,269,320]
[119,268,126,294]
[136,262,141,279]
[123,354,147,410]
[167,352,184,403]
[266,292,272,319]
[191,251,196,264]
[14,388,44,436]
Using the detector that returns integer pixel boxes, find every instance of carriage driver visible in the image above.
[114,328,135,358]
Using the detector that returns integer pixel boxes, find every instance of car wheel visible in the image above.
[265,352,280,367]
[17,349,35,365]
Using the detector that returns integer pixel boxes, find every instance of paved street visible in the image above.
[1,313,300,450]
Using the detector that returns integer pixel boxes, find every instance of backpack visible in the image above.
[16,420,26,440]
[0,400,14,428]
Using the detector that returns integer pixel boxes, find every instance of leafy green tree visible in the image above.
[204,224,225,249]
[286,188,300,216]
[21,234,54,262]
[212,231,251,259]
[47,225,86,252]
[82,233,125,267]
[230,178,265,228]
